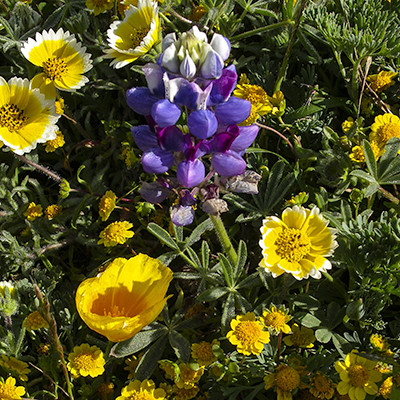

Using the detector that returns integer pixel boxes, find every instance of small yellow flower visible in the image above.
[37,342,51,355]
[45,204,62,220]
[172,384,199,400]
[285,192,309,207]
[283,323,316,348]
[261,305,291,334]
[99,190,117,222]
[378,376,393,399]
[264,364,302,400]
[175,363,204,389]
[67,343,105,379]
[370,334,390,352]
[97,221,134,247]
[45,130,65,152]
[0,376,25,399]
[86,0,114,15]
[75,254,173,342]
[191,339,220,367]
[334,350,382,400]
[367,71,397,93]
[0,355,30,382]
[349,141,384,162]
[55,98,64,115]
[24,202,43,221]
[23,310,49,331]
[309,373,335,399]
[116,379,166,400]
[370,113,400,150]
[226,312,270,355]
[121,144,138,168]
[189,4,207,21]
[159,360,177,380]
[342,117,354,133]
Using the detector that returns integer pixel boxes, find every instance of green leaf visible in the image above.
[201,241,210,271]
[186,218,213,247]
[378,137,400,177]
[147,223,179,250]
[221,293,236,335]
[135,335,168,380]
[340,200,352,225]
[299,313,321,328]
[350,169,377,183]
[346,299,365,320]
[169,330,191,363]
[110,325,168,358]
[185,247,202,270]
[363,182,379,197]
[315,328,332,343]
[236,272,261,290]
[218,253,234,287]
[0,17,15,39]
[196,287,229,302]
[362,139,377,178]
[234,240,247,280]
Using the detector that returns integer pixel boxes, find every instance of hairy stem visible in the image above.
[210,215,238,266]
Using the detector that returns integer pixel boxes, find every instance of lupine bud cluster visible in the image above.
[126,27,260,225]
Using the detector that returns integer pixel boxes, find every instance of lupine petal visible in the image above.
[170,205,195,226]
[151,99,181,127]
[139,182,170,204]
[230,124,259,153]
[212,150,246,176]
[210,33,231,61]
[214,97,251,125]
[126,87,158,115]
[207,65,237,106]
[142,148,174,173]
[177,159,205,188]
[161,43,179,73]
[143,63,165,97]
[180,51,197,79]
[131,125,158,151]
[158,125,187,152]
[188,109,218,139]
[200,49,224,79]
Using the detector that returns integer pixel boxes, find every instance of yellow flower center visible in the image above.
[348,364,369,387]
[379,377,393,398]
[0,383,20,399]
[104,304,129,317]
[73,353,99,375]
[276,365,301,391]
[313,374,331,392]
[129,390,156,400]
[130,28,149,48]
[104,224,129,241]
[234,321,261,345]
[0,103,27,132]
[275,228,311,262]
[263,311,287,330]
[378,122,400,143]
[240,85,268,105]
[194,343,214,360]
[43,56,68,81]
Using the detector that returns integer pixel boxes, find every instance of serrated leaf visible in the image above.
[135,336,168,380]
[147,223,179,250]
[169,330,191,362]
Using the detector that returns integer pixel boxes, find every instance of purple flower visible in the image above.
[170,190,197,226]
[188,109,218,139]
[214,97,251,125]
[177,141,206,188]
[139,181,171,204]
[207,65,237,106]
[151,99,181,127]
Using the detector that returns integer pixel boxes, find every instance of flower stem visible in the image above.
[104,340,113,362]
[13,154,63,183]
[209,215,238,266]
[231,20,292,42]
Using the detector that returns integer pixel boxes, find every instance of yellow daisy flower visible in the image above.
[259,206,337,280]
[0,377,25,399]
[75,254,173,342]
[105,0,160,69]
[175,363,204,389]
[191,339,220,367]
[67,343,105,378]
[367,71,397,93]
[97,221,134,247]
[309,373,335,399]
[226,312,270,355]
[349,141,383,163]
[99,190,117,221]
[370,113,400,149]
[261,305,291,334]
[264,364,303,400]
[116,379,166,400]
[171,384,199,400]
[45,130,65,152]
[44,204,62,220]
[0,77,60,154]
[342,117,354,133]
[23,310,49,331]
[86,0,114,15]
[0,355,30,381]
[378,376,393,399]
[21,28,92,92]
[24,202,43,221]
[283,323,316,348]
[334,351,382,400]
[189,4,207,21]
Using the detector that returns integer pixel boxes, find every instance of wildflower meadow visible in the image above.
[1,0,400,399]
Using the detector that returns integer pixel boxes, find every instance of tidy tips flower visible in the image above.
[0,377,25,400]
[75,254,173,342]
[259,205,337,280]
[67,343,105,378]
[105,0,160,69]
[0,77,60,154]
[21,28,92,94]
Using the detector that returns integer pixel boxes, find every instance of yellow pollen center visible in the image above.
[74,353,97,373]
[235,321,261,345]
[132,392,156,400]
[104,304,128,317]
[195,343,214,360]
[276,366,301,391]
[348,364,369,387]
[130,28,149,48]
[313,374,331,392]
[242,85,268,104]
[275,228,311,262]
[0,103,27,132]
[0,384,19,399]
[378,123,400,142]
[264,312,287,329]
[43,56,68,80]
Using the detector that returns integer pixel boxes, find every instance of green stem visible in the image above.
[209,215,238,266]
[351,58,363,104]
[104,340,113,361]
[230,20,292,42]
[274,0,308,92]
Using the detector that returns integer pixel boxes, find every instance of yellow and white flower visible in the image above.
[21,28,92,93]
[104,0,160,69]
[0,77,60,154]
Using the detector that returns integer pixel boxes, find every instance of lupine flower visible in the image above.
[170,190,196,226]
[75,254,173,342]
[21,28,92,93]
[67,343,105,378]
[105,0,160,69]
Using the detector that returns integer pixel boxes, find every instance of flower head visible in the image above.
[264,364,302,400]
[0,377,25,399]
[261,305,291,334]
[349,141,382,163]
[24,202,43,221]
[370,334,391,353]
[99,190,117,221]
[75,254,173,342]
[23,310,49,331]
[0,77,60,154]
[175,363,204,389]
[309,373,335,399]
[0,355,30,381]
[45,204,62,220]
[342,117,354,133]
[171,384,199,400]
[124,355,142,379]
[67,343,105,378]
[45,130,65,152]
[370,113,400,150]
[191,339,220,367]
[259,206,338,280]
[226,312,270,355]
[21,28,92,92]
[98,382,115,399]
[378,376,393,399]
[97,221,134,247]
[283,323,316,348]
[86,0,114,15]
[116,379,166,400]
[367,71,397,93]
[105,0,160,69]
[334,351,382,400]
